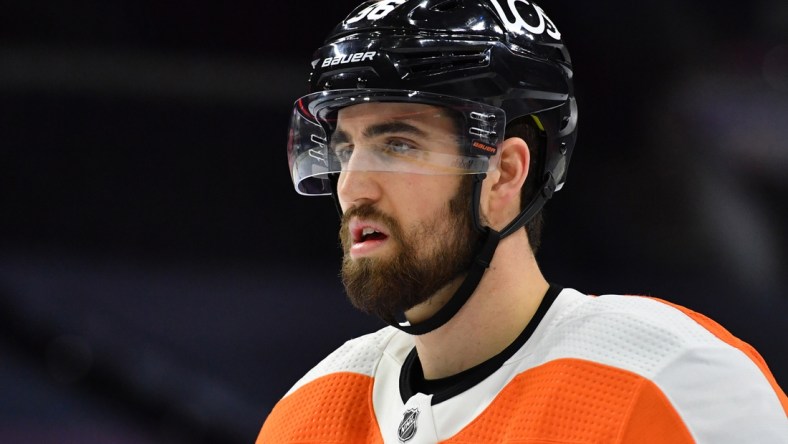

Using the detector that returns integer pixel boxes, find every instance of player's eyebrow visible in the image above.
[363,121,428,139]
[330,129,350,147]
[331,120,428,147]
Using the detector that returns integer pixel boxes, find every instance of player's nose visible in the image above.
[337,167,382,211]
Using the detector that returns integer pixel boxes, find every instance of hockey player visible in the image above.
[259,0,788,442]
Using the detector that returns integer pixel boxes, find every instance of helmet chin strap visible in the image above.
[330,172,557,336]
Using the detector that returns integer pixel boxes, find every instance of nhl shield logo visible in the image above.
[397,408,419,442]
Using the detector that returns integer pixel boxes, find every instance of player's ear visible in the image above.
[484,137,529,227]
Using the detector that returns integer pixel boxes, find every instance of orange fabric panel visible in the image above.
[652,298,788,414]
[256,372,383,444]
[619,377,695,443]
[446,358,693,443]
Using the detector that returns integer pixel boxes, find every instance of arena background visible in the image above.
[1,0,786,442]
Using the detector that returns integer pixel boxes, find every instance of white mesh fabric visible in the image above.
[528,290,722,377]
[285,326,399,397]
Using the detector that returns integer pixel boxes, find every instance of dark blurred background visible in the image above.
[1,0,786,442]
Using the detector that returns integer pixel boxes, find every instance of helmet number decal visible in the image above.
[345,0,407,24]
[489,0,561,40]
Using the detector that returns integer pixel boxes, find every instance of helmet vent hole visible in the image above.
[429,0,462,12]
[398,48,488,75]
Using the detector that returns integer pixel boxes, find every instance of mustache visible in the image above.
[342,204,389,224]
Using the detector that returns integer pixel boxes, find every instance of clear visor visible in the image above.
[287,89,506,196]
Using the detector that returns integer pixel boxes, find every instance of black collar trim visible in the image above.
[399,283,562,405]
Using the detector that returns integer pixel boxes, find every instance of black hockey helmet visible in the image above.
[293,0,576,201]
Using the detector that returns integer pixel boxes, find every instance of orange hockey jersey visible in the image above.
[258,287,788,443]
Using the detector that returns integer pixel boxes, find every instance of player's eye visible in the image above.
[380,139,418,156]
[332,144,353,164]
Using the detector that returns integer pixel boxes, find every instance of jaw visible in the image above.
[402,273,466,324]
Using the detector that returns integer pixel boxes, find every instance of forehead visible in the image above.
[335,102,459,135]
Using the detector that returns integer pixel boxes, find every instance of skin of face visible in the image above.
[335,102,468,260]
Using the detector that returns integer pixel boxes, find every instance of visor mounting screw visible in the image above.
[323,81,332,91]
[559,142,567,155]
[356,77,367,88]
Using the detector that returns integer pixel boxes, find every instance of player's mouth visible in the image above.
[348,219,390,258]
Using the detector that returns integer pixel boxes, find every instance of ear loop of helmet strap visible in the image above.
[499,172,556,238]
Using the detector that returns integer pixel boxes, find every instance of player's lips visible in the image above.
[348,219,390,258]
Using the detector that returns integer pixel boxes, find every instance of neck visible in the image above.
[405,230,549,380]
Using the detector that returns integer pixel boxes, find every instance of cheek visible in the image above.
[395,175,462,217]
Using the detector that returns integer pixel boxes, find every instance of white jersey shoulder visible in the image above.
[524,288,788,444]
[285,326,409,397]
[525,288,726,378]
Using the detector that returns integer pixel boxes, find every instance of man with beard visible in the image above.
[336,102,483,324]
[258,1,788,443]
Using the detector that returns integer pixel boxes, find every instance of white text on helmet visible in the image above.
[489,0,561,40]
[321,51,377,68]
[345,0,407,24]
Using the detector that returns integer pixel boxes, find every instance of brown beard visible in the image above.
[339,177,481,323]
